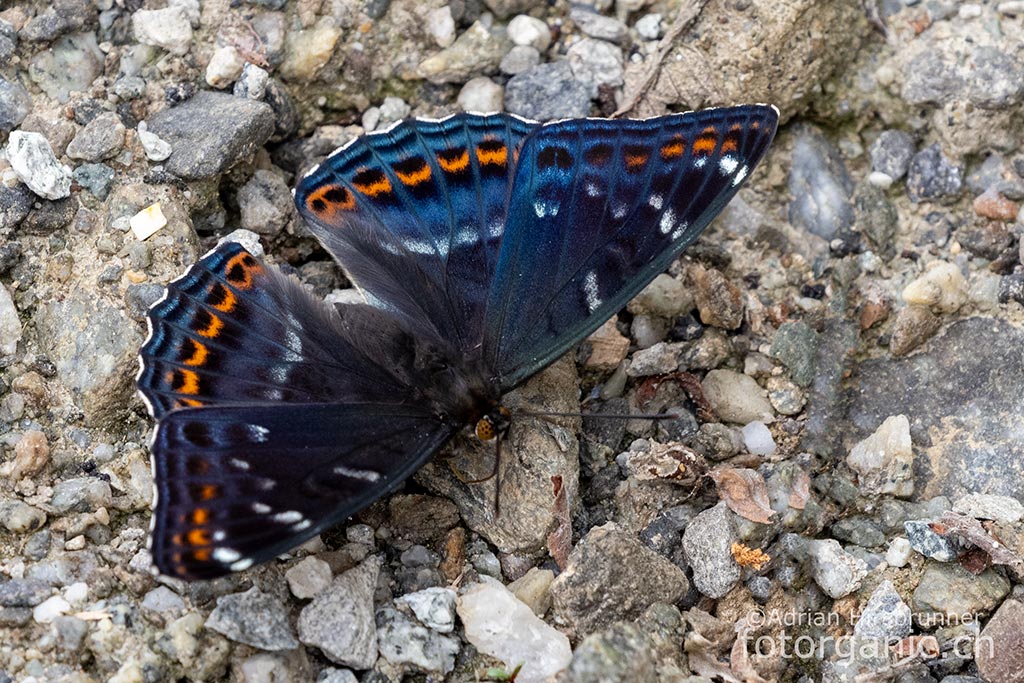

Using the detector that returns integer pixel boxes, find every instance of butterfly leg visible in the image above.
[443,438,504,517]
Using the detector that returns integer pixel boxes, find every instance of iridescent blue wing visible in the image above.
[138,243,458,579]
[294,114,537,356]
[484,105,779,387]
[149,403,453,580]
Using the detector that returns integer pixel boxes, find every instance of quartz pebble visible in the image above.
[507,15,550,50]
[5,131,72,200]
[846,415,913,497]
[205,46,246,89]
[132,7,193,56]
[701,370,774,424]
[741,421,776,456]
[458,577,571,683]
[457,77,504,112]
[902,261,966,313]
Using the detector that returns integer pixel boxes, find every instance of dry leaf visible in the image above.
[788,469,811,510]
[891,635,939,662]
[546,475,571,570]
[710,468,776,524]
[731,616,771,683]
[934,511,1024,571]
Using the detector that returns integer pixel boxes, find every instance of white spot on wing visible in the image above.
[247,424,269,443]
[534,200,560,218]
[648,194,663,210]
[585,182,601,197]
[253,502,271,514]
[584,271,602,313]
[694,157,707,169]
[273,510,303,523]
[732,165,749,186]
[659,207,676,235]
[230,558,254,571]
[612,202,628,220]
[230,458,250,471]
[332,465,382,482]
[293,520,312,532]
[213,548,241,563]
[671,222,689,240]
[719,155,739,175]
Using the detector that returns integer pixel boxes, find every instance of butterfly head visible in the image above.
[474,406,511,441]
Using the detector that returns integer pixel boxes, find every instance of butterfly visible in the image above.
[137,105,778,579]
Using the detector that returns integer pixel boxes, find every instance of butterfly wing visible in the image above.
[138,242,459,579]
[294,114,537,355]
[484,105,779,387]
[149,403,453,580]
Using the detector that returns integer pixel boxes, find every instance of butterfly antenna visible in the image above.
[515,409,679,422]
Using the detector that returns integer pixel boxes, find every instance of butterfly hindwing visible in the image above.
[295,114,537,352]
[150,403,455,579]
[484,105,779,386]
[138,242,421,418]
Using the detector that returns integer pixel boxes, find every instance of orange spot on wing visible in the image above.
[177,398,203,408]
[186,528,211,547]
[224,252,261,290]
[197,484,218,501]
[210,284,237,313]
[177,369,201,395]
[352,169,392,197]
[395,163,431,186]
[437,149,470,173]
[183,340,209,366]
[721,124,742,153]
[660,136,685,160]
[306,184,356,218]
[693,127,719,155]
[625,152,649,170]
[476,143,507,166]
[192,549,211,561]
[191,508,210,525]
[197,312,224,339]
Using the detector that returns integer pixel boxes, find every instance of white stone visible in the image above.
[235,63,270,100]
[5,131,72,200]
[33,595,70,624]
[136,121,172,161]
[130,202,168,241]
[809,539,867,599]
[868,171,894,188]
[634,13,662,40]
[218,229,265,256]
[397,587,457,633]
[286,556,333,599]
[205,45,246,89]
[457,576,572,683]
[701,369,774,424]
[457,77,504,113]
[63,582,89,606]
[507,15,551,50]
[425,6,456,48]
[885,537,913,568]
[846,415,913,497]
[567,38,624,93]
[902,260,966,313]
[378,96,411,124]
[741,421,776,456]
[132,7,193,56]
[953,493,1024,524]
[0,284,22,356]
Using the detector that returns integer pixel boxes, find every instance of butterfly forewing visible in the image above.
[295,114,537,353]
[150,403,455,580]
[485,105,779,387]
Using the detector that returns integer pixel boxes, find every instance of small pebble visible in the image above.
[741,421,776,456]
[902,260,966,313]
[5,131,72,200]
[286,556,333,600]
[205,45,246,89]
[507,15,550,50]
[33,595,70,624]
[885,537,913,568]
[634,13,662,40]
[973,187,1020,220]
[132,7,193,56]
[457,77,504,112]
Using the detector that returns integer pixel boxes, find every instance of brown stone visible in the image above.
[976,599,1024,683]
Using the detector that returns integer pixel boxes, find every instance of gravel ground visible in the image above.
[2,0,1024,681]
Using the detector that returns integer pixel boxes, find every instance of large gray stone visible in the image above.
[145,91,275,180]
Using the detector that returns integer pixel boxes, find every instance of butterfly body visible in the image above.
[138,106,778,579]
